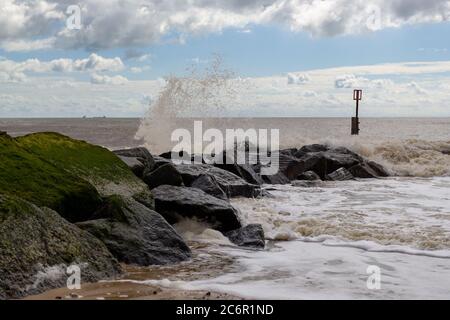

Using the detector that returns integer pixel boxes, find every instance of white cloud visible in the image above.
[90,73,129,85]
[406,81,428,95]
[1,0,450,51]
[1,38,55,52]
[2,59,450,117]
[287,73,310,85]
[0,54,124,82]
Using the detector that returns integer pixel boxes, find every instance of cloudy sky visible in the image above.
[1,0,450,117]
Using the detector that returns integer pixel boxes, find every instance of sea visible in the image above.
[2,117,449,299]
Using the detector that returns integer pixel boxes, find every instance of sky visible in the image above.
[2,0,450,117]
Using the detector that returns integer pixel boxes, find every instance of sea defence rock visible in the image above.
[143,163,184,189]
[215,162,264,185]
[252,163,290,185]
[113,147,156,172]
[77,196,191,266]
[286,144,389,180]
[0,195,120,300]
[175,164,261,198]
[152,185,242,232]
[349,162,381,179]
[0,133,103,222]
[277,153,307,180]
[297,171,321,181]
[17,133,152,200]
[367,161,390,177]
[225,224,265,248]
[116,155,146,177]
[326,167,354,181]
[191,174,228,200]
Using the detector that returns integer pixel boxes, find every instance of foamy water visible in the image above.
[154,177,450,300]
[1,117,450,299]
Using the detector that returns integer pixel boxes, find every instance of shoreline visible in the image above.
[25,279,241,301]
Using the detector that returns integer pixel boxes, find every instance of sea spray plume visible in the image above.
[135,54,238,154]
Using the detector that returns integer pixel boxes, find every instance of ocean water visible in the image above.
[1,117,450,299]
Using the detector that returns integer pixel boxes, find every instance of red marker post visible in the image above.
[352,89,362,135]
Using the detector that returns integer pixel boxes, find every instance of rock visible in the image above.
[0,132,103,223]
[367,161,390,177]
[297,170,321,181]
[191,174,228,200]
[159,151,192,161]
[113,147,156,171]
[152,156,172,168]
[117,155,145,177]
[143,163,183,189]
[152,185,242,232]
[296,147,362,179]
[299,144,330,153]
[15,133,152,211]
[326,167,354,181]
[299,153,329,179]
[278,153,307,180]
[175,164,261,198]
[0,195,120,299]
[279,148,299,156]
[225,224,265,248]
[349,162,379,178]
[261,172,290,185]
[77,195,191,266]
[215,163,264,185]
[254,153,295,184]
[291,180,324,187]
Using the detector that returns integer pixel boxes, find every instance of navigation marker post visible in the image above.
[352,89,362,135]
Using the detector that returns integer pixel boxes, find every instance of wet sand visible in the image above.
[25,280,240,300]
[25,242,242,300]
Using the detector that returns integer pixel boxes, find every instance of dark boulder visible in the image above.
[367,161,390,177]
[299,144,330,153]
[117,155,145,177]
[261,172,290,185]
[297,171,321,181]
[152,185,242,232]
[215,162,264,185]
[279,148,299,157]
[152,156,172,169]
[114,147,155,171]
[326,167,354,181]
[143,163,183,189]
[278,153,307,180]
[296,147,362,179]
[299,153,329,180]
[0,195,120,299]
[349,162,380,178]
[175,164,261,198]
[225,224,265,248]
[77,196,191,266]
[191,174,228,200]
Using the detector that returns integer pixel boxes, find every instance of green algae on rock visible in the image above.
[0,133,102,222]
[0,194,121,299]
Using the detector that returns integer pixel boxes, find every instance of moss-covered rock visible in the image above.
[0,134,102,222]
[16,132,152,201]
[0,132,154,222]
[0,195,121,299]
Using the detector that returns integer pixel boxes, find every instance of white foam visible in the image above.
[232,177,450,251]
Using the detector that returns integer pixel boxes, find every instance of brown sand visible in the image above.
[25,242,242,300]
